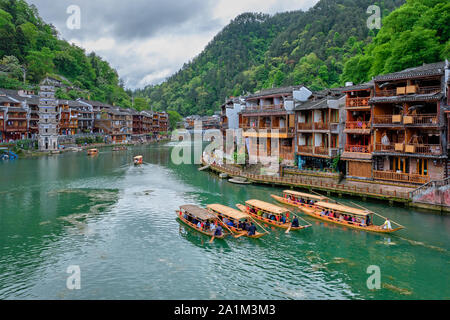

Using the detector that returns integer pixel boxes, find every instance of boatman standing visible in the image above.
[382,218,392,230]
[248,223,257,236]
[292,217,299,228]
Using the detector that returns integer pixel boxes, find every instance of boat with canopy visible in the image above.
[87,148,98,156]
[133,155,143,165]
[207,204,268,239]
[236,199,311,231]
[271,190,404,234]
[176,205,226,240]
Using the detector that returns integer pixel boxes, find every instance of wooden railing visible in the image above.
[346,97,370,107]
[242,104,285,113]
[298,145,313,154]
[373,115,395,125]
[298,122,313,130]
[373,170,429,185]
[403,114,438,126]
[376,86,441,97]
[314,146,329,155]
[314,122,329,130]
[345,121,370,130]
[345,144,371,153]
[375,143,442,155]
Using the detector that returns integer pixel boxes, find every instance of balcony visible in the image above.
[298,122,313,130]
[280,146,294,160]
[5,126,27,132]
[373,170,430,184]
[345,121,370,130]
[241,104,285,114]
[314,146,328,155]
[376,86,441,97]
[314,122,329,130]
[298,145,313,154]
[345,144,371,153]
[403,114,438,126]
[346,97,370,108]
[375,143,442,155]
[373,115,402,125]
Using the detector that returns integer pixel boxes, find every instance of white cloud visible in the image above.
[28,0,319,89]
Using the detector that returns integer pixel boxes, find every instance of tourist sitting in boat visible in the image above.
[382,218,392,230]
[210,223,216,233]
[360,218,366,227]
[197,221,202,229]
[248,223,257,236]
[292,217,299,228]
[227,219,235,228]
[270,215,276,221]
[281,215,286,224]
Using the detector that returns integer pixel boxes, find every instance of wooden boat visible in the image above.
[236,199,310,231]
[87,149,98,156]
[176,205,226,239]
[113,146,127,151]
[207,204,267,239]
[271,191,404,234]
[133,155,143,165]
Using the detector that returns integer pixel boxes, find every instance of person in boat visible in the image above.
[281,215,286,224]
[215,225,223,236]
[382,218,392,230]
[291,216,299,228]
[223,217,229,225]
[205,221,210,230]
[248,223,257,236]
[210,223,216,233]
[366,215,371,226]
[197,221,202,229]
[257,210,263,217]
[360,218,366,227]
[270,215,276,221]
[227,219,235,228]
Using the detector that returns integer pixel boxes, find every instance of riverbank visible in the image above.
[202,161,450,215]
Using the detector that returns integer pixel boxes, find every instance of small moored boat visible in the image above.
[271,190,404,234]
[176,205,226,239]
[207,204,267,239]
[113,146,127,151]
[236,199,310,231]
[87,149,98,156]
[133,155,143,165]
[228,177,251,185]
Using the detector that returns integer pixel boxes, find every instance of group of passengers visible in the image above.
[286,195,316,206]
[184,213,223,236]
[249,206,300,228]
[319,210,371,227]
[219,216,257,236]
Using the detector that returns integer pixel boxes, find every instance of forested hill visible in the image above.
[0,0,132,108]
[135,0,405,116]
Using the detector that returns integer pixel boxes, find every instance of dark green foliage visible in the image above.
[0,0,132,108]
[341,0,449,83]
[136,0,404,116]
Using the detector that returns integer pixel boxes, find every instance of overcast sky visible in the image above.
[28,0,318,89]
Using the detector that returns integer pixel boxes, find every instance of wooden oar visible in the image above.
[217,219,241,238]
[285,208,312,227]
[209,235,215,243]
[285,224,292,234]
[349,201,405,229]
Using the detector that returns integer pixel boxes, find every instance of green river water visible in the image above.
[0,142,449,300]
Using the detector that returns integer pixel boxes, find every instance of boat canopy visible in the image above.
[134,155,143,159]
[315,201,370,217]
[283,190,327,201]
[207,204,249,220]
[180,205,216,221]
[245,199,289,215]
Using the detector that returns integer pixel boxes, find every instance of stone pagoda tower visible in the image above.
[38,78,59,151]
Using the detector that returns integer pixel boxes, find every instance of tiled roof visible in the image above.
[245,85,304,99]
[341,82,374,92]
[374,61,445,82]
[295,98,328,110]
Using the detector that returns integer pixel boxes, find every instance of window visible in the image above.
[390,157,409,173]
[417,159,428,176]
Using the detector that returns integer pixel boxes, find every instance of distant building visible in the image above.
[38,79,59,151]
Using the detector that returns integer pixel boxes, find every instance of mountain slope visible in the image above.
[136,0,404,116]
[0,0,132,108]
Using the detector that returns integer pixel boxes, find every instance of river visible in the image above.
[0,142,449,299]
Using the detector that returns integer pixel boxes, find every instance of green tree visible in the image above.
[25,47,54,82]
